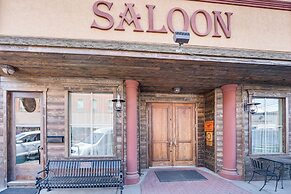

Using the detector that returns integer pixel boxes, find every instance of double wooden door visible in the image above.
[149,103,195,166]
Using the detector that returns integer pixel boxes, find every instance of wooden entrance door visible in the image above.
[149,103,195,166]
[7,92,45,181]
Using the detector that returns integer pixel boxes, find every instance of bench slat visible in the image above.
[36,159,123,194]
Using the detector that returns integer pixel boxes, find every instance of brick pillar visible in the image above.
[125,80,140,185]
[219,84,240,180]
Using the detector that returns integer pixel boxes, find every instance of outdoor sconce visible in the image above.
[1,64,16,75]
[244,102,261,114]
[245,90,261,114]
[112,87,125,111]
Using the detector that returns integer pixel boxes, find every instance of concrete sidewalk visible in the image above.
[232,179,291,194]
[1,167,290,194]
[202,167,291,194]
[39,185,140,194]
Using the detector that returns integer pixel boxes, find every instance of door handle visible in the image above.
[173,139,177,147]
[37,146,43,164]
[168,141,173,152]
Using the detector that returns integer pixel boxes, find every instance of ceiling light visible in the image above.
[1,65,16,75]
[172,87,182,94]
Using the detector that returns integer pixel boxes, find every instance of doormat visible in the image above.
[155,170,207,182]
[0,188,37,194]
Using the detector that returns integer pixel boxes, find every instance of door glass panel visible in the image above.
[15,97,41,164]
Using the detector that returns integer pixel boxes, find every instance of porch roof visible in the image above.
[0,36,291,94]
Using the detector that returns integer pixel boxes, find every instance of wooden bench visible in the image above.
[35,159,123,194]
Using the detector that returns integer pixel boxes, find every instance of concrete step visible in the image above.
[7,180,35,188]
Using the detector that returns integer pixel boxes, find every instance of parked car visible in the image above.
[71,128,113,156]
[16,130,40,164]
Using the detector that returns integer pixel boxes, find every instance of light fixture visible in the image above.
[172,87,182,94]
[1,65,16,75]
[244,90,261,114]
[173,31,190,46]
[1,64,16,75]
[112,86,125,111]
[245,102,260,114]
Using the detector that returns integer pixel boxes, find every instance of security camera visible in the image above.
[173,31,190,46]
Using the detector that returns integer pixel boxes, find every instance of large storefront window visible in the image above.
[251,97,284,154]
[69,93,114,157]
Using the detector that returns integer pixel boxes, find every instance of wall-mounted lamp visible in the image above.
[112,86,125,111]
[1,64,16,75]
[244,102,260,114]
[245,90,261,114]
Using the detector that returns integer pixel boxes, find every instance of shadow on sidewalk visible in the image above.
[0,188,37,194]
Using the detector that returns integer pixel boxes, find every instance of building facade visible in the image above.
[0,0,291,188]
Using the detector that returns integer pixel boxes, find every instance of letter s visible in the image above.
[91,1,114,30]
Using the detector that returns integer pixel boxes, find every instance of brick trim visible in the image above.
[194,0,291,11]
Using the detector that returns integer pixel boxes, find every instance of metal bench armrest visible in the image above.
[35,166,50,185]
[37,168,48,175]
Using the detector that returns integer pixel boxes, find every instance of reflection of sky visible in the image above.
[253,98,279,113]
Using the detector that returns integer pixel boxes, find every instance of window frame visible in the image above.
[66,88,118,159]
[248,95,288,156]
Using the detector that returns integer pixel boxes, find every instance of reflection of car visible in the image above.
[16,130,40,164]
[71,128,113,156]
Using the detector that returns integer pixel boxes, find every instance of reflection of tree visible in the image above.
[16,127,40,134]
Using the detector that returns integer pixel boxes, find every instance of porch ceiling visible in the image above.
[0,47,291,94]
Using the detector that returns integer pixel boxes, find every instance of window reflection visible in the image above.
[15,97,41,164]
[251,98,283,154]
[69,93,114,157]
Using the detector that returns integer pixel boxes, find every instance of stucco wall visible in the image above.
[0,0,291,52]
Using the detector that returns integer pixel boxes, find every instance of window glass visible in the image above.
[77,99,84,112]
[15,97,41,164]
[69,93,114,157]
[251,98,283,154]
[93,99,97,112]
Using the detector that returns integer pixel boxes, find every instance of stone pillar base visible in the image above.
[219,168,241,180]
[125,172,140,185]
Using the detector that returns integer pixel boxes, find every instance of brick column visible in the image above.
[125,80,140,185]
[219,84,240,180]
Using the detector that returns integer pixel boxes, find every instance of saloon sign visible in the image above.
[91,1,233,38]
